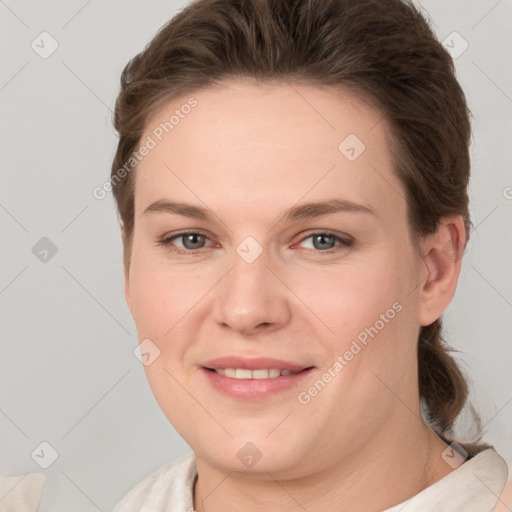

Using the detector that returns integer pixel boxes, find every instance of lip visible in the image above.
[200,357,315,400]
[202,356,310,372]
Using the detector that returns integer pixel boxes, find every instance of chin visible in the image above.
[194,435,309,476]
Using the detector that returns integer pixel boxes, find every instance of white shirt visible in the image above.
[113,448,508,512]
[0,473,46,512]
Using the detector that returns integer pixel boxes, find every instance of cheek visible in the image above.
[129,248,205,339]
[128,257,203,428]
[294,260,418,416]
[129,272,170,337]
[287,259,410,342]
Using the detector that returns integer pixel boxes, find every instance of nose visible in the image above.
[212,249,291,336]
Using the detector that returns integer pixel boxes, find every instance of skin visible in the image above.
[494,474,512,511]
[124,80,467,511]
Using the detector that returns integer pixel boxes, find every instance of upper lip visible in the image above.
[202,357,313,372]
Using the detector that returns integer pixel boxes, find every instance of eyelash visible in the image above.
[156,230,354,255]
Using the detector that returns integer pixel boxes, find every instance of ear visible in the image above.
[121,222,132,313]
[418,215,467,326]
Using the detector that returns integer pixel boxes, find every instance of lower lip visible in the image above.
[200,367,315,400]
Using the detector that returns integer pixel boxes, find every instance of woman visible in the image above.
[110,0,508,510]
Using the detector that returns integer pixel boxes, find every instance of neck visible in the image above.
[193,414,454,512]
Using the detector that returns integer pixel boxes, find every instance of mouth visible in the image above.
[203,367,309,379]
[200,357,315,400]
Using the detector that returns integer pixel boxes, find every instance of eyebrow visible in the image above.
[143,198,375,222]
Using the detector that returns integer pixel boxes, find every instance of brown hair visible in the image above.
[111,0,480,442]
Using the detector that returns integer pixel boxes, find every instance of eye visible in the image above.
[296,231,353,252]
[157,230,353,255]
[157,231,213,253]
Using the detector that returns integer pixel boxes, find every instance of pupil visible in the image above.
[313,234,335,250]
[183,234,204,249]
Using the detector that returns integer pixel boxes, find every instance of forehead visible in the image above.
[134,81,406,226]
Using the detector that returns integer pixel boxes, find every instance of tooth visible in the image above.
[252,369,270,379]
[215,368,300,379]
[235,368,253,379]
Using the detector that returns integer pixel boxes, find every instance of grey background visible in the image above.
[1,1,511,510]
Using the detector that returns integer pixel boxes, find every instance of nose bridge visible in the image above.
[230,246,268,301]
[212,241,290,334]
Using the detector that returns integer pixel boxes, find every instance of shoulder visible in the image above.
[113,452,197,512]
[0,473,46,512]
[385,448,509,512]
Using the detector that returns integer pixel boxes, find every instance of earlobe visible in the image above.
[418,216,466,326]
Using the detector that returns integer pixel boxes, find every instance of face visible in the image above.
[125,80,427,477]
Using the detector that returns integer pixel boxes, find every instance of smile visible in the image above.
[201,366,315,400]
[210,368,300,379]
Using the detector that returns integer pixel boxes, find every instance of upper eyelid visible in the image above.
[162,230,214,247]
[162,230,212,242]
[161,230,351,248]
